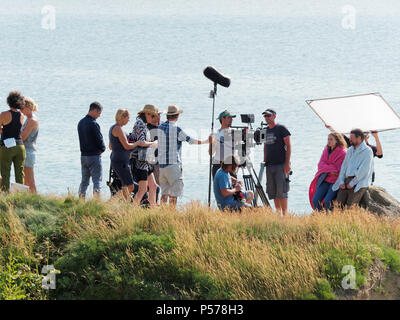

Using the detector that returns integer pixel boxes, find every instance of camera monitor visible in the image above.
[306,93,400,133]
[241,114,255,124]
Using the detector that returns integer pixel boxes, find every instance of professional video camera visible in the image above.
[253,121,269,145]
[230,114,257,164]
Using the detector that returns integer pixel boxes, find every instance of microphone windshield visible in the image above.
[203,66,231,88]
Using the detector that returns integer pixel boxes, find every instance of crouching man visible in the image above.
[213,155,254,211]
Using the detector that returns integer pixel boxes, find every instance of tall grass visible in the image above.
[1,192,400,299]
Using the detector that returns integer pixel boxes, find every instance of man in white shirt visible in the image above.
[209,110,237,178]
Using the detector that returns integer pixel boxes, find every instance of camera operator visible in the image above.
[209,110,238,179]
[263,108,291,216]
[214,155,254,211]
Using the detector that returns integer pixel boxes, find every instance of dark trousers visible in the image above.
[336,177,367,208]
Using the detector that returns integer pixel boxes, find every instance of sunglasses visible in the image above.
[264,114,273,118]
[146,113,158,119]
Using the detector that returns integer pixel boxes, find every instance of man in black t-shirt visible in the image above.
[263,109,292,216]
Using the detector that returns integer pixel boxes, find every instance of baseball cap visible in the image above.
[262,108,276,115]
[217,110,236,120]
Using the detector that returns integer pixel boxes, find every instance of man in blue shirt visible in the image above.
[77,102,105,198]
[214,155,254,211]
[157,105,209,207]
[332,128,373,208]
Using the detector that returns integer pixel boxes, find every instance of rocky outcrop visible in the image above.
[361,186,400,217]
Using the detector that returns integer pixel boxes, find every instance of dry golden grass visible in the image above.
[1,192,400,299]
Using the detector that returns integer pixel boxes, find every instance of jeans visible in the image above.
[312,181,337,211]
[79,155,102,197]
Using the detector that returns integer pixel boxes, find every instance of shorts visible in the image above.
[24,148,36,168]
[130,158,154,182]
[266,164,289,199]
[111,160,134,187]
[159,164,184,198]
[133,167,149,182]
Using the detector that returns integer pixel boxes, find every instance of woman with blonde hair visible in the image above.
[109,109,144,200]
[21,97,39,192]
[309,132,347,211]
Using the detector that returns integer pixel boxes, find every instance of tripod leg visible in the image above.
[251,167,270,207]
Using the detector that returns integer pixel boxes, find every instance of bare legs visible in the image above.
[274,198,288,216]
[23,167,37,193]
[133,173,158,207]
[122,184,134,200]
[161,195,177,207]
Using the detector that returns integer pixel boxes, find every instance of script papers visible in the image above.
[306,93,400,133]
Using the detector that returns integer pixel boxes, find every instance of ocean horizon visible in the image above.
[1,1,400,214]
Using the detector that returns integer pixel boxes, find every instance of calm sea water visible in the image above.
[1,5,400,214]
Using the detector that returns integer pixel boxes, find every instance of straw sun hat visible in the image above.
[137,104,164,117]
[166,104,184,116]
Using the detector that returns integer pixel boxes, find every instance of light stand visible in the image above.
[208,83,217,207]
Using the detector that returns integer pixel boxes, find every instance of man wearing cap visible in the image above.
[263,108,291,216]
[209,110,237,179]
[157,105,210,207]
[214,155,254,211]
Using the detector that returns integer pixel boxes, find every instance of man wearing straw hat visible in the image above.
[157,105,210,206]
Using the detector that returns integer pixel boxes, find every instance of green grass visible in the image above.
[1,192,400,300]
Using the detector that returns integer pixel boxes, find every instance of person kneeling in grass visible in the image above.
[213,155,254,211]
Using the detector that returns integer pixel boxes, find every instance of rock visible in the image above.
[362,186,400,217]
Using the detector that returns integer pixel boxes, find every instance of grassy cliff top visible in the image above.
[1,192,400,300]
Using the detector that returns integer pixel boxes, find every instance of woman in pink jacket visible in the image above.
[309,132,347,211]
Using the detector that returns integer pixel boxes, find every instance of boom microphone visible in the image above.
[203,66,231,88]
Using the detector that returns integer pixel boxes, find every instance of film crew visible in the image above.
[109,109,144,200]
[263,108,291,216]
[358,131,384,207]
[77,102,105,199]
[21,97,39,193]
[130,105,160,207]
[0,91,26,192]
[209,110,237,179]
[332,129,373,208]
[214,155,254,211]
[157,104,210,207]
[309,133,347,211]
[364,131,383,182]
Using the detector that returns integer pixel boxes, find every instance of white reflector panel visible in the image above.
[306,93,400,133]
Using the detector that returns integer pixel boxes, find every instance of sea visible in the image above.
[1,1,400,214]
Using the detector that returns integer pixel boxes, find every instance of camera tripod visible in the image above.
[239,156,270,207]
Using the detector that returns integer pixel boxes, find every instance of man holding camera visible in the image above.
[209,110,237,179]
[263,108,291,216]
[214,155,254,211]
